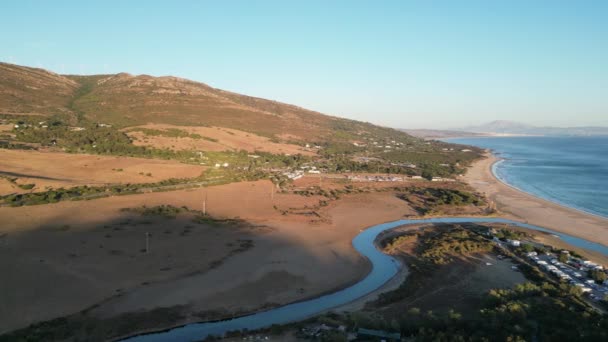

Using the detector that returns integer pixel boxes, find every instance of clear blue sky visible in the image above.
[2,1,607,128]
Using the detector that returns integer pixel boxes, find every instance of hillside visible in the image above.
[0,62,391,142]
[0,63,79,117]
[0,62,483,181]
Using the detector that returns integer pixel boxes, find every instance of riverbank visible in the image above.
[326,233,411,314]
[463,153,608,247]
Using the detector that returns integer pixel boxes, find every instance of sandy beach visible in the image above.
[463,153,608,247]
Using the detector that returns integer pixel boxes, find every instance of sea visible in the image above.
[445,136,608,219]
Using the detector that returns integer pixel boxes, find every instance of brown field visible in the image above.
[0,149,206,195]
[125,124,316,155]
[0,179,417,335]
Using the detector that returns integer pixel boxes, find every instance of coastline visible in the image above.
[463,152,608,247]
[491,158,608,220]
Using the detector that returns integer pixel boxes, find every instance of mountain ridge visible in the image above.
[0,62,397,142]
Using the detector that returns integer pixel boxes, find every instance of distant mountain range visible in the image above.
[404,120,608,138]
[399,129,488,139]
[459,120,608,136]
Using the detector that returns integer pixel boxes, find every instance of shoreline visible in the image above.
[490,157,608,221]
[463,153,608,248]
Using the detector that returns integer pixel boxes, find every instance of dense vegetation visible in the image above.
[120,205,249,229]
[326,280,607,342]
[398,187,486,215]
[313,135,480,179]
[0,140,36,150]
[120,204,186,219]
[415,227,495,265]
[126,127,218,142]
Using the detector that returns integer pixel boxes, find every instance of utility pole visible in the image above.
[203,190,207,216]
[271,183,275,202]
[145,232,150,254]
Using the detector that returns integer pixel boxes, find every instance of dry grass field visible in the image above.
[125,124,315,155]
[0,149,206,195]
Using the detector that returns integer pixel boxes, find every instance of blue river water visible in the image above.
[122,217,608,342]
[446,136,608,218]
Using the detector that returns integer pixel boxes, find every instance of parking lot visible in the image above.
[529,252,608,301]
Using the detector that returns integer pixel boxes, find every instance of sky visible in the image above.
[1,1,607,129]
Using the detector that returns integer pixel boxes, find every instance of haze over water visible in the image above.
[447,136,608,218]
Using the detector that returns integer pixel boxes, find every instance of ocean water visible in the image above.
[446,136,608,218]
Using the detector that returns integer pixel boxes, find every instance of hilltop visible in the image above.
[1,62,399,142]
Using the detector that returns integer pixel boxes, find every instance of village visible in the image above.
[490,231,608,303]
[280,165,456,183]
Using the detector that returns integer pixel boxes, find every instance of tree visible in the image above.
[589,269,607,283]
[558,253,569,263]
[521,244,534,253]
[421,170,433,181]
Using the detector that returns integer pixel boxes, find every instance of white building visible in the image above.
[507,239,521,247]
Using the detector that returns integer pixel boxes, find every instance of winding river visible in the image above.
[123,217,608,342]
